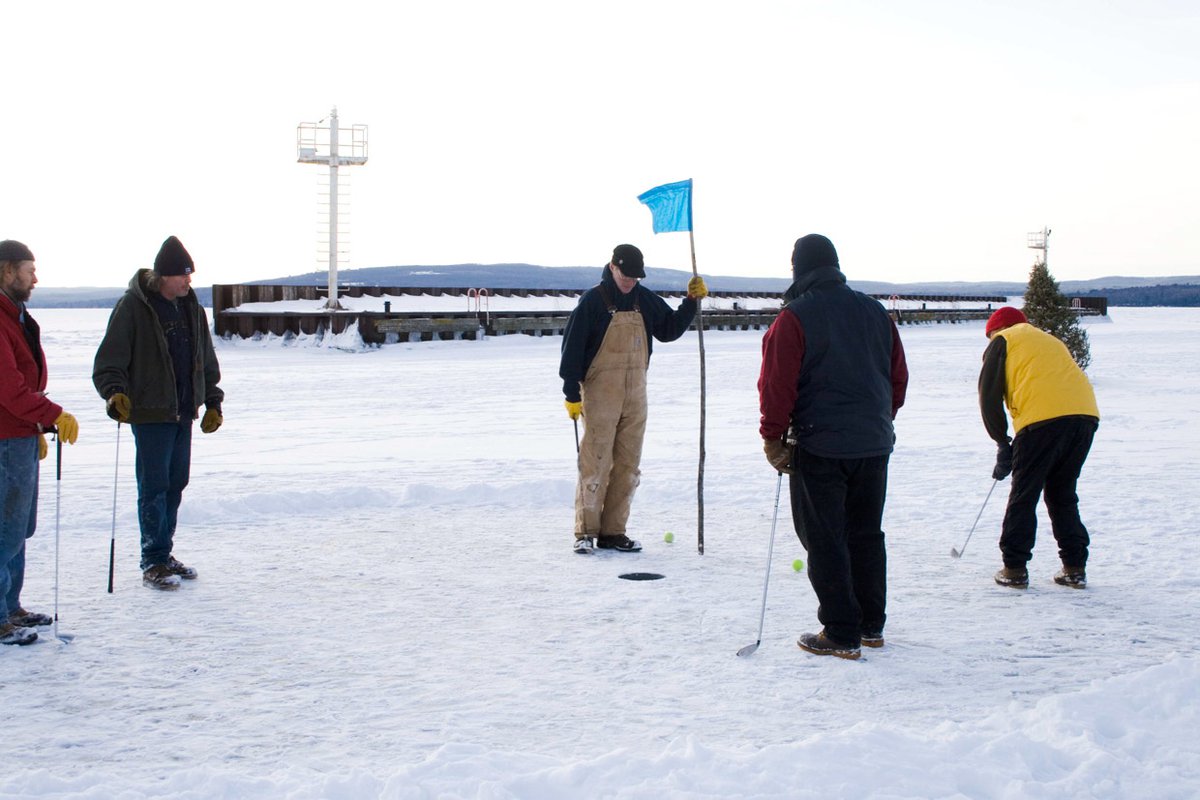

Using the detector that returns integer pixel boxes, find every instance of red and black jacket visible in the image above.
[759,267,907,458]
[0,292,61,439]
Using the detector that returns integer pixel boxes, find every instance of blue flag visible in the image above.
[637,179,692,233]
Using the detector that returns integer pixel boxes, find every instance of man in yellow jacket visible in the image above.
[979,307,1099,590]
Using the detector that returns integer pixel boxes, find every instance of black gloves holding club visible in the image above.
[993,441,1013,480]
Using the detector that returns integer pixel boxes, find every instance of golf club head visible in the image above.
[54,632,75,643]
[736,641,760,657]
[950,546,964,559]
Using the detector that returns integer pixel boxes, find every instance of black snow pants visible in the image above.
[789,448,890,648]
[1000,416,1098,570]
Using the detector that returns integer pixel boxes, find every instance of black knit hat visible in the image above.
[791,234,839,279]
[154,236,194,276]
[0,240,35,263]
[611,244,646,278]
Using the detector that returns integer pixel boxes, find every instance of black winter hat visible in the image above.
[791,234,839,279]
[0,240,35,263]
[154,236,194,276]
[611,244,646,278]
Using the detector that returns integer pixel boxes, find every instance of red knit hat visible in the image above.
[985,306,1027,337]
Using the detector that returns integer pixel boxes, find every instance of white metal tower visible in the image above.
[1027,226,1051,266]
[297,108,368,309]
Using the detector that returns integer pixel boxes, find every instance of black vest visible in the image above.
[786,278,896,459]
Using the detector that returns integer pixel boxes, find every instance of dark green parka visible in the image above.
[93,269,223,424]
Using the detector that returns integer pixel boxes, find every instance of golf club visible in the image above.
[53,433,73,643]
[108,423,120,593]
[737,471,784,657]
[951,478,999,559]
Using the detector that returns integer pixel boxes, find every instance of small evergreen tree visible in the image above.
[1022,261,1092,370]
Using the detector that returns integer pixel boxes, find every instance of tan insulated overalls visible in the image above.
[574,302,648,538]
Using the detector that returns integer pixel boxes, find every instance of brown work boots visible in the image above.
[142,564,183,591]
[797,630,862,660]
[994,566,1029,589]
[995,565,1088,589]
[8,607,52,627]
[0,621,38,646]
[1053,567,1087,589]
[142,556,198,590]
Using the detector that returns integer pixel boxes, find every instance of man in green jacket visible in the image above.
[93,236,224,591]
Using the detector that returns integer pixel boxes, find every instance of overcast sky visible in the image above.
[5,0,1197,288]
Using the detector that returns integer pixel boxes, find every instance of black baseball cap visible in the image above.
[611,244,645,278]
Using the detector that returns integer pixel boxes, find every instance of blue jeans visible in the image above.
[132,421,192,570]
[0,436,39,621]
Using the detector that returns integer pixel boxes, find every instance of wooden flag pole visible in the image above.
[636,177,704,554]
[689,228,706,554]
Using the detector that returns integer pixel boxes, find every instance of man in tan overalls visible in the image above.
[559,244,707,554]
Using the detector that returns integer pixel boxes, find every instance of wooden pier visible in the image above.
[211,284,1106,343]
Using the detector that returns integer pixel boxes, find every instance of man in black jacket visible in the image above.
[93,236,224,591]
[559,244,706,554]
[758,234,908,659]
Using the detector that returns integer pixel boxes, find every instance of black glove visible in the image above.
[993,441,1013,481]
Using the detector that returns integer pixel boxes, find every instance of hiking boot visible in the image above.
[0,622,38,646]
[994,566,1029,589]
[166,556,198,580]
[573,537,595,555]
[8,607,52,627]
[596,534,642,552]
[797,631,861,660]
[861,630,885,648]
[1054,567,1087,589]
[143,564,183,591]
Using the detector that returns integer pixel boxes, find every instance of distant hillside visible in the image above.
[25,264,1200,308]
[256,264,793,293]
[256,264,1200,297]
[1075,283,1200,307]
[28,287,213,308]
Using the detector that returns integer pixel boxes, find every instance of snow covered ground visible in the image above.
[2,306,1197,799]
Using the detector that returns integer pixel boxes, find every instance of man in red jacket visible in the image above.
[759,234,908,660]
[0,240,79,646]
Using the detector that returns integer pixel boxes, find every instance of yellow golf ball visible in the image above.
[664,531,674,543]
[792,559,805,572]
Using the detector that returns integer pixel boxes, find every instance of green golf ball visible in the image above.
[792,559,805,572]
[664,531,674,543]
